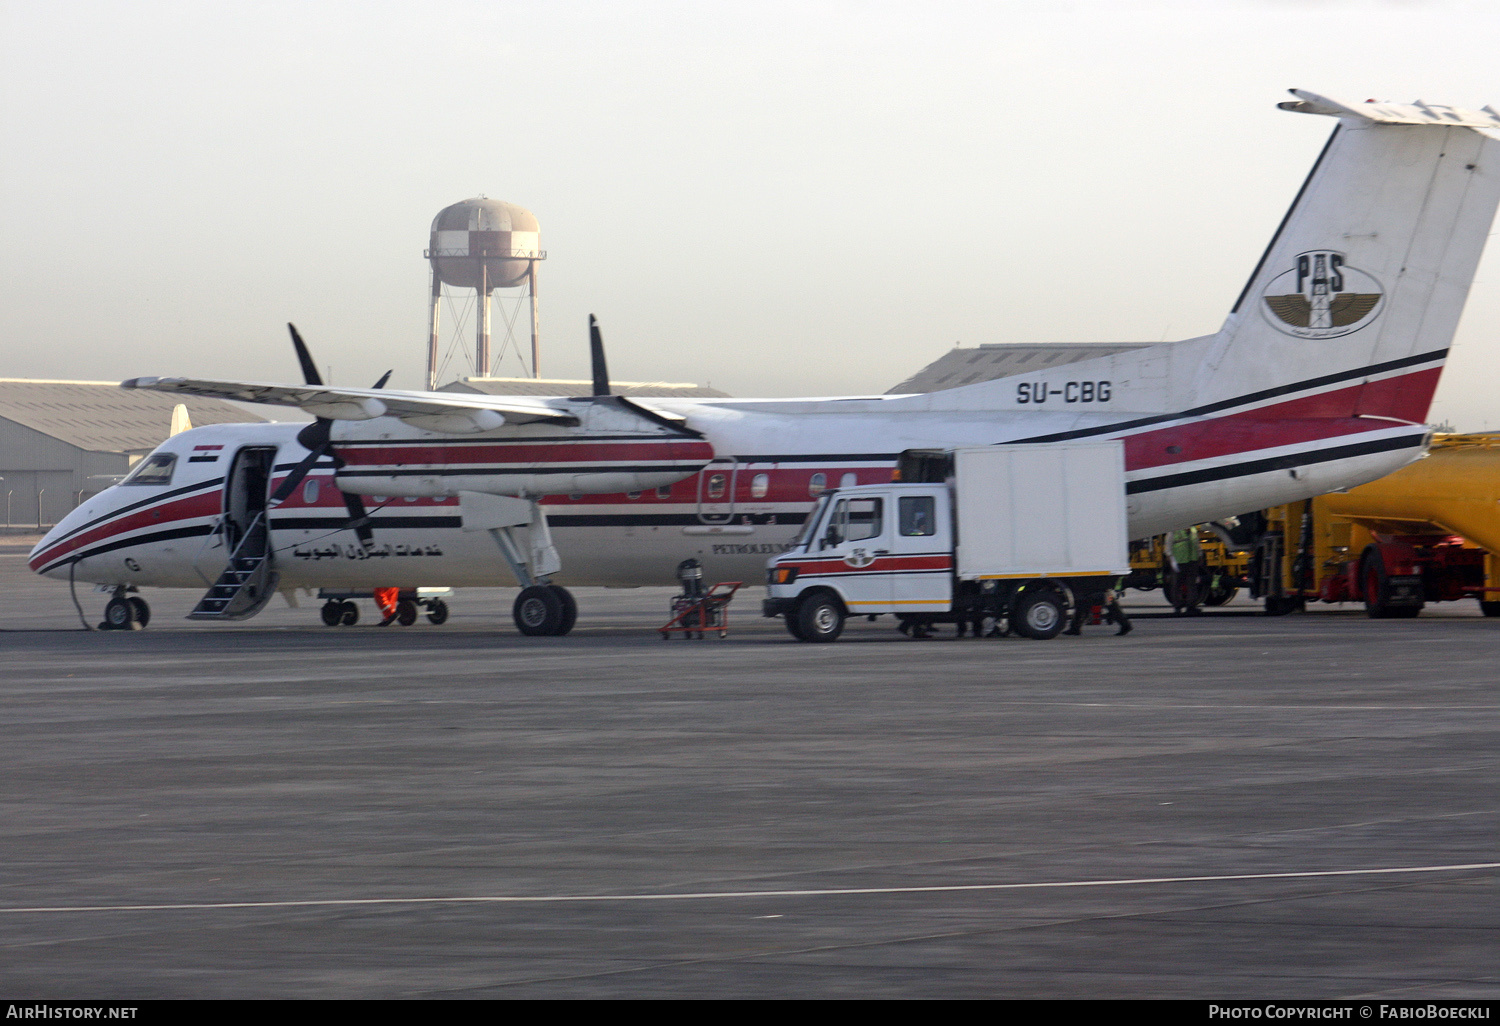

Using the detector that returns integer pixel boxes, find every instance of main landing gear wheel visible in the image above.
[102,596,142,631]
[426,598,450,625]
[128,597,150,627]
[1013,590,1065,640]
[320,600,343,627]
[793,593,845,643]
[554,587,577,635]
[514,585,572,636]
[339,600,359,626]
[395,598,419,626]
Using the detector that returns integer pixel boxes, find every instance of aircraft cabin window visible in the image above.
[899,495,936,536]
[302,478,320,504]
[750,473,769,499]
[707,473,727,500]
[656,486,672,499]
[808,472,827,497]
[121,453,176,486]
[626,491,642,500]
[840,472,857,489]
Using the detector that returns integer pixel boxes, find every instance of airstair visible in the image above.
[188,511,280,620]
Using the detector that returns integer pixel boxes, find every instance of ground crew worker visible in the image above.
[1064,577,1133,636]
[1167,527,1205,615]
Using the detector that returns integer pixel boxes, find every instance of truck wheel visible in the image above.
[1264,595,1302,616]
[425,598,450,625]
[514,585,565,636]
[1014,590,1065,640]
[784,612,808,640]
[1482,601,1500,618]
[795,593,845,643]
[1362,553,1420,619]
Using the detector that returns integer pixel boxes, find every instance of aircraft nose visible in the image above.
[29,507,87,577]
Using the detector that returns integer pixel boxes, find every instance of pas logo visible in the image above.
[843,547,876,569]
[1261,250,1383,339]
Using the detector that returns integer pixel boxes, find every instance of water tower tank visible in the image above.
[428,197,540,290]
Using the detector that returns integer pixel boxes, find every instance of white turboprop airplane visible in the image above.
[29,91,1500,633]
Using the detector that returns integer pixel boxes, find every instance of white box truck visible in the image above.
[762,441,1130,642]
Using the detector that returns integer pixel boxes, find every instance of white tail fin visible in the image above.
[1192,91,1500,420]
[168,403,192,436]
[910,92,1500,424]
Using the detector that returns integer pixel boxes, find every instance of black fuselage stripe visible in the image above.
[49,433,1425,570]
[39,478,224,551]
[334,434,674,447]
[336,464,705,478]
[38,525,214,572]
[1124,432,1425,494]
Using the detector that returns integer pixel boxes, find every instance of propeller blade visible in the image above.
[371,369,393,390]
[269,448,322,504]
[343,492,375,547]
[288,323,323,386]
[589,314,611,397]
[271,418,334,504]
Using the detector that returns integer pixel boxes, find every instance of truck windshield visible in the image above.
[790,495,831,550]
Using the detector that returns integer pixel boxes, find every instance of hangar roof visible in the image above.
[0,379,266,454]
[441,376,730,398]
[887,343,1156,394]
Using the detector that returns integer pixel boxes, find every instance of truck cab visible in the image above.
[764,482,957,635]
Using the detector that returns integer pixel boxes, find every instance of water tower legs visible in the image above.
[529,263,540,378]
[477,260,491,378]
[427,272,442,390]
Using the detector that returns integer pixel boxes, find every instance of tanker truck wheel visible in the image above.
[1362,551,1421,619]
[1481,601,1500,618]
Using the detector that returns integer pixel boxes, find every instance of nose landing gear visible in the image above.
[100,587,150,630]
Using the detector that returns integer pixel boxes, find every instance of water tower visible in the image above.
[425,197,546,389]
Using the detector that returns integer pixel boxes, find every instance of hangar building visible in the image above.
[0,379,265,529]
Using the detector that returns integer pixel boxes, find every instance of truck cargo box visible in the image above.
[953,442,1129,581]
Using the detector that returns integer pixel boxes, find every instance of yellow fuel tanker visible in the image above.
[1252,434,1500,616]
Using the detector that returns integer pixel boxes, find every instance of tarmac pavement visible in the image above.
[1,538,1496,998]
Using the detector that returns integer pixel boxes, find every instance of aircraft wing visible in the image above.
[121,376,581,429]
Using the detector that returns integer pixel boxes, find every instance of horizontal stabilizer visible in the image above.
[1279,90,1500,130]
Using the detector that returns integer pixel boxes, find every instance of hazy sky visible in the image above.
[4,0,1500,425]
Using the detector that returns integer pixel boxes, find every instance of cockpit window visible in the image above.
[121,453,177,486]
